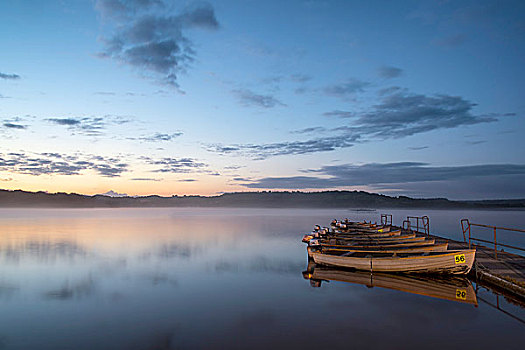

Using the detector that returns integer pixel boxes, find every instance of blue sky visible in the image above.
[0,0,524,199]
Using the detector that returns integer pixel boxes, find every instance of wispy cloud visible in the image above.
[240,162,525,189]
[0,72,20,80]
[136,132,183,142]
[208,137,358,160]
[290,126,326,134]
[209,89,508,159]
[95,0,219,88]
[378,66,403,78]
[45,115,132,136]
[145,157,207,173]
[232,89,286,108]
[323,78,370,99]
[131,177,162,181]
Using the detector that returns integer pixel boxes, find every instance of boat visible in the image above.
[302,266,477,305]
[312,238,436,249]
[309,249,476,274]
[308,242,449,255]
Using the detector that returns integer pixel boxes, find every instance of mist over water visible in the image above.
[0,208,523,349]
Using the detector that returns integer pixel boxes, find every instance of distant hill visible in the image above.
[0,189,524,209]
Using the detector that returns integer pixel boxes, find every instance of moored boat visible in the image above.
[310,249,476,274]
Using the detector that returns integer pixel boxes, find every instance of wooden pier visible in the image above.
[399,215,525,302]
[429,235,525,299]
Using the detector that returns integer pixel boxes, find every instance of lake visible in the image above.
[0,208,523,349]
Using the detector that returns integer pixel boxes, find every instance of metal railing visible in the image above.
[380,214,392,226]
[402,216,430,235]
[461,219,525,259]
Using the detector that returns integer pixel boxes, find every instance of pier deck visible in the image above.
[428,233,525,299]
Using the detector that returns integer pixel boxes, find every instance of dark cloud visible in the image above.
[0,152,128,177]
[241,162,525,193]
[146,157,207,173]
[378,66,403,78]
[0,72,20,80]
[232,89,286,108]
[323,78,370,99]
[96,0,219,88]
[131,177,162,181]
[209,89,505,159]
[47,118,81,126]
[408,146,429,151]
[325,90,502,139]
[3,123,27,130]
[178,178,196,182]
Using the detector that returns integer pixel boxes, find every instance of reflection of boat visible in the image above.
[302,266,478,306]
[310,249,476,274]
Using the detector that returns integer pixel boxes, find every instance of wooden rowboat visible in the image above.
[318,239,438,250]
[308,242,449,255]
[323,232,415,242]
[331,229,402,238]
[310,249,476,274]
[302,266,477,305]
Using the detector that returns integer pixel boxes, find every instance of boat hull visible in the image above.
[311,249,476,274]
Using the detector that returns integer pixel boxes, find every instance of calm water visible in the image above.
[0,208,524,349]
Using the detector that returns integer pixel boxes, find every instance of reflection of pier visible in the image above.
[303,264,478,306]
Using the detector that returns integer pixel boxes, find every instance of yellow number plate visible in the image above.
[454,254,466,264]
[456,289,467,300]
[378,229,384,232]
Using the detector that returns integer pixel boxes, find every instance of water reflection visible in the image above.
[0,208,523,349]
[303,261,478,306]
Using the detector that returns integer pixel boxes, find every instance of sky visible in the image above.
[0,0,524,199]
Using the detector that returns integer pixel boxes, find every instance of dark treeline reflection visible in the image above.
[0,208,523,349]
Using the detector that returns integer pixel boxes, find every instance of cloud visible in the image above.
[178,178,196,182]
[241,162,525,191]
[290,126,326,134]
[408,146,429,151]
[0,72,20,80]
[46,115,132,136]
[131,177,162,181]
[378,66,403,78]
[137,132,183,142]
[232,89,286,108]
[208,137,358,159]
[323,78,370,99]
[95,0,219,88]
[0,152,128,177]
[47,118,81,126]
[145,157,207,173]
[3,123,27,130]
[94,91,117,96]
[209,89,506,159]
[323,110,353,118]
[325,90,503,139]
